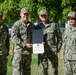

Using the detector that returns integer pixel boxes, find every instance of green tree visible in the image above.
[0,0,20,26]
[0,0,76,27]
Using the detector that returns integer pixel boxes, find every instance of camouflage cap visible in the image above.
[68,11,76,18]
[20,7,30,13]
[39,10,48,15]
[0,10,3,15]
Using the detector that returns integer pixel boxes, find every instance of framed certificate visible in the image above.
[32,30,44,54]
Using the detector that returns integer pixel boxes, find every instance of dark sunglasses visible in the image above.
[0,15,2,17]
[23,13,29,16]
[40,15,47,17]
[68,17,76,20]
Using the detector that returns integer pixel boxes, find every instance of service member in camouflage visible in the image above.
[61,11,76,75]
[36,10,62,75]
[0,10,9,75]
[11,8,35,75]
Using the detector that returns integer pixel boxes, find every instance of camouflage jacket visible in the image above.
[0,23,9,55]
[61,26,76,60]
[35,21,62,53]
[11,20,35,52]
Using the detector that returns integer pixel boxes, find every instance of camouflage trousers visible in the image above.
[64,60,76,75]
[38,51,58,75]
[0,55,7,75]
[12,53,32,75]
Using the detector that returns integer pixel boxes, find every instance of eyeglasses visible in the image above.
[40,15,47,17]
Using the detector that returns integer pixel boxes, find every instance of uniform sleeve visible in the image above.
[61,38,65,57]
[11,22,25,48]
[61,30,67,57]
[6,26,10,54]
[55,24,62,52]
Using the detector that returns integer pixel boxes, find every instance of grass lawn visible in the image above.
[7,42,64,75]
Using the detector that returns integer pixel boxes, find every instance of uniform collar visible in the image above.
[20,19,30,27]
[70,26,76,32]
[38,20,52,28]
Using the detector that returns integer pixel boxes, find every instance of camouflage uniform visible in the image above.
[61,25,76,75]
[36,21,62,75]
[11,20,35,75]
[0,23,9,75]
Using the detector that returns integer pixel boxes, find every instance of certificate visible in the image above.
[32,30,44,54]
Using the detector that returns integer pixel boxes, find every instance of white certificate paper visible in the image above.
[32,30,44,54]
[33,44,44,54]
